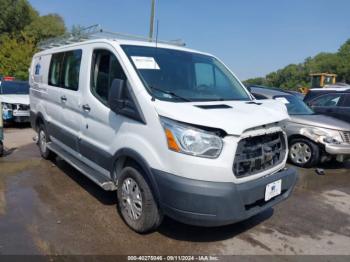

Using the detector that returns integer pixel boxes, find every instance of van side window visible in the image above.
[48,53,64,87]
[91,49,126,104]
[48,50,82,90]
[62,50,82,91]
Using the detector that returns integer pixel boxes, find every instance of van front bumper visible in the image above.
[152,167,298,227]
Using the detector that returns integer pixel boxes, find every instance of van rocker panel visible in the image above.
[152,167,298,226]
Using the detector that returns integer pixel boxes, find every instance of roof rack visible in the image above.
[38,24,186,50]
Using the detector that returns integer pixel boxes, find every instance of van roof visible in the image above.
[35,37,210,57]
[35,25,210,57]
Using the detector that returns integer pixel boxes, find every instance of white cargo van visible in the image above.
[29,28,297,233]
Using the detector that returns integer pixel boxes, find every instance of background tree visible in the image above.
[244,38,350,90]
[243,77,266,86]
[337,39,350,83]
[0,34,34,79]
[24,14,65,43]
[0,0,37,35]
[0,0,66,80]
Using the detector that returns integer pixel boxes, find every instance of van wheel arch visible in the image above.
[34,113,46,132]
[111,149,161,204]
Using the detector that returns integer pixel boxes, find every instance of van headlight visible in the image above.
[159,116,223,158]
[301,127,343,145]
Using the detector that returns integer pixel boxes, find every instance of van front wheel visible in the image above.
[117,166,162,233]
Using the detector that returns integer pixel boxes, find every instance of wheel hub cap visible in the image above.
[121,178,142,220]
[290,142,312,164]
[39,130,47,153]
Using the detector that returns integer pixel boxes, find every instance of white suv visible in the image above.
[29,33,297,233]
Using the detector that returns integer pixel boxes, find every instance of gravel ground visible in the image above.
[0,127,349,256]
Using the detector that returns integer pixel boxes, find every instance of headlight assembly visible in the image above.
[159,116,223,158]
[301,127,343,145]
[322,136,341,144]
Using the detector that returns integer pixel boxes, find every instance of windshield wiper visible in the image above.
[149,86,192,102]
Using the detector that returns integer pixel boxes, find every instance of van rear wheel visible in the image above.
[117,166,162,233]
[38,124,54,160]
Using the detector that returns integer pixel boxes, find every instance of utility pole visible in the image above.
[149,0,155,40]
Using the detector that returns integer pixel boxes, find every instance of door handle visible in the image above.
[60,95,67,102]
[82,104,91,112]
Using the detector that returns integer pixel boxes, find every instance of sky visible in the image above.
[28,0,350,80]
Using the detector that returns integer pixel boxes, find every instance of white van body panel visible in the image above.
[154,100,289,136]
[29,39,290,184]
[29,37,298,228]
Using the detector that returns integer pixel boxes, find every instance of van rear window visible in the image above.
[49,53,64,87]
[48,50,82,91]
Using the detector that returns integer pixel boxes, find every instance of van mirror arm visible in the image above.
[116,99,125,110]
[108,78,126,112]
[108,79,145,124]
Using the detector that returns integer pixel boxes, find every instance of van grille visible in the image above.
[341,131,350,144]
[233,132,286,178]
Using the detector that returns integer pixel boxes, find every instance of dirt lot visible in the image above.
[0,127,349,256]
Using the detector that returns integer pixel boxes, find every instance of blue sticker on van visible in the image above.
[35,63,41,75]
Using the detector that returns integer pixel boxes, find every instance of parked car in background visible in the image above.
[0,80,30,123]
[304,87,350,123]
[250,85,350,167]
[288,90,305,100]
[0,103,3,156]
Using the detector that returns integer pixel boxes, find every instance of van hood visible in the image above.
[154,99,289,136]
[290,114,350,131]
[0,94,30,105]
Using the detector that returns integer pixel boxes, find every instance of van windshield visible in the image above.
[121,45,250,102]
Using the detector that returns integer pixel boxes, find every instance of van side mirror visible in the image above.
[108,78,146,124]
[108,78,126,113]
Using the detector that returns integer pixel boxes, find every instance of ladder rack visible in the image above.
[38,24,186,50]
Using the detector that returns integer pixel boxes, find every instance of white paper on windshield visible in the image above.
[275,97,290,104]
[131,56,160,70]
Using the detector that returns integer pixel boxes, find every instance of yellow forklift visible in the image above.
[299,73,337,94]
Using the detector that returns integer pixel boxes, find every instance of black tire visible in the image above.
[0,141,3,157]
[117,166,162,233]
[288,138,320,168]
[37,124,54,160]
